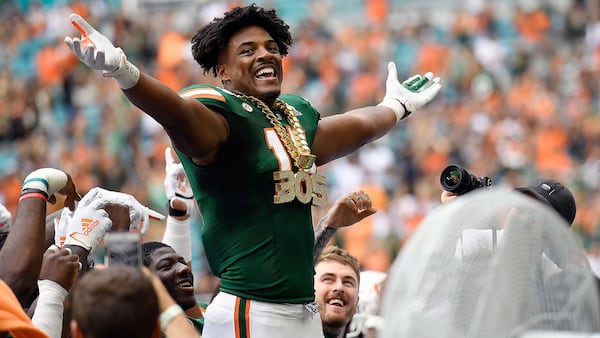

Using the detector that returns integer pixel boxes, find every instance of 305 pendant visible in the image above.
[298,154,316,169]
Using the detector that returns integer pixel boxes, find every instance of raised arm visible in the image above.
[64,14,228,165]
[31,245,80,338]
[162,147,195,264]
[0,168,79,304]
[312,62,441,165]
[313,191,376,264]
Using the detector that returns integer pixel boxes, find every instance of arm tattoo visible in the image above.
[313,216,338,265]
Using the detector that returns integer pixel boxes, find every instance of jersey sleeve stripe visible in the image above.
[180,88,226,102]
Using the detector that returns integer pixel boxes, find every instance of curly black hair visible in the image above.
[191,3,292,76]
[142,241,171,267]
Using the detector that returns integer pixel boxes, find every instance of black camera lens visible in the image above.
[440,165,492,195]
[442,166,463,188]
[440,165,470,194]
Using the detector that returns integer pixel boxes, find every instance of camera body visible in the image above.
[440,165,492,195]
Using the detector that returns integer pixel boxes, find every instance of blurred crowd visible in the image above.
[2,0,600,284]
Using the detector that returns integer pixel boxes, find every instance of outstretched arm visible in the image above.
[64,14,228,165]
[313,191,376,264]
[313,62,442,165]
[125,73,228,165]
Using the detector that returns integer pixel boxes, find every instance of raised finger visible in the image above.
[147,207,165,221]
[386,61,399,83]
[70,14,96,37]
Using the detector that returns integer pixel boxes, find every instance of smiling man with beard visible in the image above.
[315,246,361,338]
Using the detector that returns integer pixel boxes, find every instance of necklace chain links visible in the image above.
[243,96,315,169]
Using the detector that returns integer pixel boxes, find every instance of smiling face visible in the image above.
[314,260,359,334]
[147,247,196,310]
[216,25,283,104]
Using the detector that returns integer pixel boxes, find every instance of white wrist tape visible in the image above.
[104,59,140,90]
[159,304,184,331]
[162,217,192,263]
[378,98,412,123]
[32,279,68,338]
[22,168,67,196]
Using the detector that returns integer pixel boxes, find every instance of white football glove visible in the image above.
[378,62,442,123]
[164,147,196,216]
[0,203,11,233]
[64,14,139,89]
[91,187,165,234]
[54,207,73,247]
[63,189,113,252]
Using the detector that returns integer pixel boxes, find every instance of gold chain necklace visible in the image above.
[243,96,316,169]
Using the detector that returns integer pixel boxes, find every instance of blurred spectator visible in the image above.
[1,0,600,287]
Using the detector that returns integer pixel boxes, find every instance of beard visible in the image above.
[322,312,351,331]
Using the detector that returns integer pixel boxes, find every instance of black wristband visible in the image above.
[20,188,49,199]
[168,203,187,217]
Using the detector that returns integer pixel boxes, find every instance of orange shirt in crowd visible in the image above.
[156,31,188,91]
[0,279,49,338]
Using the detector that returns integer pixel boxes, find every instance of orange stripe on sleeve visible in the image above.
[180,88,226,102]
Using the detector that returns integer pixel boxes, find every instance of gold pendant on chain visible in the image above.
[298,154,316,170]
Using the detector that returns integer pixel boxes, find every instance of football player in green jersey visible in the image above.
[65,4,441,337]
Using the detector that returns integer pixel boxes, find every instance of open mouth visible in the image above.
[327,298,346,307]
[176,279,194,292]
[255,67,276,79]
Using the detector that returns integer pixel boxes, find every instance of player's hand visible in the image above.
[63,189,113,252]
[57,173,80,210]
[164,147,196,216]
[378,62,442,122]
[64,14,121,72]
[440,190,458,204]
[104,203,131,231]
[0,203,11,233]
[39,245,81,291]
[21,168,81,210]
[91,187,165,234]
[65,14,139,89]
[323,191,377,230]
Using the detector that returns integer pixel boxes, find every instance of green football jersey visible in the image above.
[161,303,206,337]
[175,85,324,303]
[188,302,207,333]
